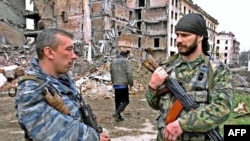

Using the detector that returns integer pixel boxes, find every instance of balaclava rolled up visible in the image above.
[175,13,210,56]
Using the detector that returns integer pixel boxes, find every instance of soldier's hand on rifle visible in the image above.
[149,67,168,90]
[162,120,183,141]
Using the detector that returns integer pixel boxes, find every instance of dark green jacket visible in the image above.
[110,55,133,87]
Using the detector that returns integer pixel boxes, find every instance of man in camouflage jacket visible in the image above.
[146,13,233,141]
[15,28,110,141]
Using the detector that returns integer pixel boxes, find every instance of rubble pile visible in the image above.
[75,62,146,100]
[1,43,249,99]
[234,102,249,114]
[0,65,25,96]
[233,101,250,118]
[233,73,249,87]
[0,48,146,99]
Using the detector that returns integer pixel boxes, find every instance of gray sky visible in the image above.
[192,0,249,52]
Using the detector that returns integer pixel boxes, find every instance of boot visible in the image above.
[116,101,129,113]
[118,113,124,121]
[113,112,122,122]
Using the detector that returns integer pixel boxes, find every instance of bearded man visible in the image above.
[145,13,233,141]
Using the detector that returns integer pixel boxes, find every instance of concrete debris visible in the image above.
[75,63,145,100]
[233,102,250,118]
[233,73,249,87]
[0,57,145,100]
[234,102,249,114]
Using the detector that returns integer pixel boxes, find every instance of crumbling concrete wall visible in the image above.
[148,0,168,7]
[0,22,26,47]
[142,8,168,35]
[32,0,55,29]
[113,5,130,21]
[91,1,104,41]
[0,1,26,46]
[118,33,138,48]
[0,0,171,93]
[33,0,85,41]
[126,0,137,9]
[0,1,25,28]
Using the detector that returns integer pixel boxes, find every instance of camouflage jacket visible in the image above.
[146,54,233,139]
[15,58,99,141]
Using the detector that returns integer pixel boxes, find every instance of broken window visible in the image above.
[26,18,34,30]
[171,24,173,34]
[25,0,34,11]
[154,38,159,47]
[61,11,68,23]
[139,0,145,7]
[138,37,141,48]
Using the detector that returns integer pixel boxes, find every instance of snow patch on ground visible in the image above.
[109,119,157,141]
[111,134,156,141]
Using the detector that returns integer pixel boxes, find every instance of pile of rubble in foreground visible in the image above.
[0,63,146,100]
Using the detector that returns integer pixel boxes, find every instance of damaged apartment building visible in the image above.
[0,0,240,68]
[0,0,243,97]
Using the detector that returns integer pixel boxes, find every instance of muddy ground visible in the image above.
[0,92,159,141]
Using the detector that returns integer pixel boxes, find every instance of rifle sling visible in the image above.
[18,75,70,115]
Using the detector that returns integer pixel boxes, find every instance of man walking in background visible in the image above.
[110,51,134,122]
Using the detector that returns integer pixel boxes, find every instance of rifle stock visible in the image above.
[165,100,183,123]
[142,56,223,141]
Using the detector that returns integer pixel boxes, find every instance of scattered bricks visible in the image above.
[0,82,17,97]
[14,67,25,77]
[0,85,9,96]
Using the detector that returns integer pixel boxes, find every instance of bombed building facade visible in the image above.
[0,0,241,65]
[0,0,241,82]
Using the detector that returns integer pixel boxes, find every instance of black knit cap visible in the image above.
[175,13,210,56]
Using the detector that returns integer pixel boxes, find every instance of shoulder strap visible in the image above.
[9,75,44,97]
[163,54,214,89]
[17,75,44,85]
[203,56,214,90]
[17,75,70,115]
[160,53,179,65]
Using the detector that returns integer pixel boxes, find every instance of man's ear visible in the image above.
[44,47,55,59]
[198,35,203,42]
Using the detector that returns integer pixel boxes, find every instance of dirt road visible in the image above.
[0,93,159,141]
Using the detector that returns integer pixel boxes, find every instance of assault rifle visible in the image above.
[45,81,103,133]
[79,94,103,133]
[45,80,103,133]
[142,55,223,141]
[16,75,103,134]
